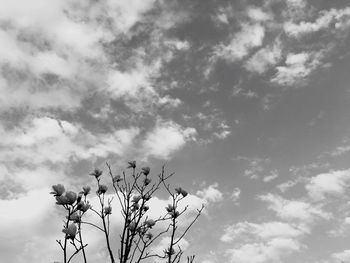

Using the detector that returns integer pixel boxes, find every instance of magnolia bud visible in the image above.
[141,167,150,176]
[62,223,77,240]
[65,191,77,205]
[50,184,65,196]
[97,185,108,195]
[112,175,122,183]
[90,169,103,178]
[82,186,91,196]
[127,161,136,169]
[104,206,112,215]
[144,219,155,228]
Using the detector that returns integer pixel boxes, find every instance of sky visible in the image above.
[1,0,350,262]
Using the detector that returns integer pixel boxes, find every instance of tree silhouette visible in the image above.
[51,161,204,263]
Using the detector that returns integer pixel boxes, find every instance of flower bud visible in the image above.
[128,222,137,232]
[127,161,136,169]
[165,247,175,257]
[180,189,188,197]
[97,185,108,195]
[104,206,112,215]
[166,204,175,213]
[175,187,188,197]
[144,219,155,228]
[62,223,77,240]
[68,212,81,223]
[65,191,77,205]
[141,167,150,176]
[56,195,69,205]
[143,177,151,186]
[77,193,83,203]
[90,169,103,178]
[139,226,147,235]
[143,205,149,212]
[77,201,90,213]
[112,175,122,183]
[50,184,65,196]
[82,186,91,196]
[170,210,180,218]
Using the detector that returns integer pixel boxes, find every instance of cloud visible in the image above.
[0,116,140,165]
[244,40,282,74]
[329,141,350,157]
[0,188,60,263]
[104,0,156,33]
[232,81,258,98]
[225,237,301,263]
[263,170,279,183]
[142,121,196,159]
[284,7,350,37]
[212,5,234,26]
[271,51,326,86]
[237,157,277,181]
[221,221,305,243]
[259,193,331,223]
[192,111,231,143]
[247,7,273,22]
[231,188,241,204]
[214,23,265,62]
[196,183,224,203]
[107,68,152,99]
[331,250,350,262]
[305,169,350,201]
[286,0,306,8]
[277,179,300,193]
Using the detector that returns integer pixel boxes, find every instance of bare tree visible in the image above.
[51,161,204,263]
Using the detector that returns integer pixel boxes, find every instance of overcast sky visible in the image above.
[1,0,350,262]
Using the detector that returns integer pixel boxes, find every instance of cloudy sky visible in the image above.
[1,0,350,262]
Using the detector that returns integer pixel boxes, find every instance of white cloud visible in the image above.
[244,41,282,74]
[239,157,271,180]
[105,0,156,33]
[332,250,350,262]
[196,183,224,203]
[107,68,151,99]
[287,0,306,8]
[277,179,300,193]
[142,121,196,159]
[232,81,258,98]
[213,6,234,25]
[231,187,241,204]
[271,51,326,86]
[225,237,301,263]
[0,116,140,164]
[284,7,350,37]
[0,75,83,110]
[165,39,191,51]
[107,63,182,112]
[0,0,162,115]
[330,144,350,157]
[247,7,272,22]
[305,169,350,201]
[0,188,60,263]
[221,221,305,243]
[214,23,265,62]
[259,193,331,223]
[263,170,279,183]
